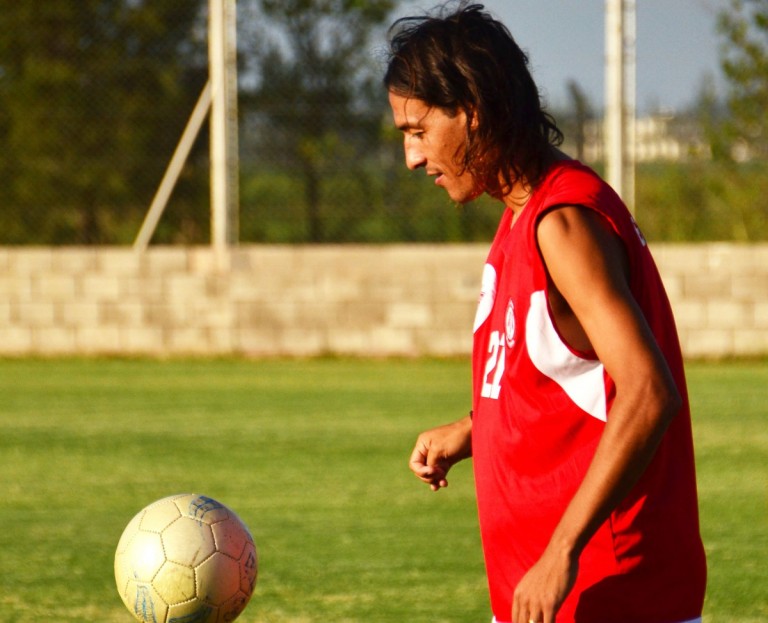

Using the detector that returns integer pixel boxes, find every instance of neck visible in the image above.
[501,183,532,214]
[499,147,571,215]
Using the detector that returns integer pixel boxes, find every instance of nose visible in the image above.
[404,136,426,171]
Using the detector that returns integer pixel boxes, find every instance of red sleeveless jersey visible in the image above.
[471,160,706,622]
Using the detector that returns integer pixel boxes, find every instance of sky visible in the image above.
[389,0,733,114]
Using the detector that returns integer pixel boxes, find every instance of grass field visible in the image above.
[0,358,765,622]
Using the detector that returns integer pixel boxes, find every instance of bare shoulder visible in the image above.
[537,205,617,247]
[536,205,629,287]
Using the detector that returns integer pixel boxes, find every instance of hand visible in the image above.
[511,543,578,623]
[408,415,472,491]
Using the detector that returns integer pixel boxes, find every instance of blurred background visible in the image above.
[1,0,767,247]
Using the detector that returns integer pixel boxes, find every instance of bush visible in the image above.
[635,161,768,242]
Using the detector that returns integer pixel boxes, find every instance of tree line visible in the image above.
[0,0,766,245]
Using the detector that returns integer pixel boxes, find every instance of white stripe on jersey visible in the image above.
[526,290,607,422]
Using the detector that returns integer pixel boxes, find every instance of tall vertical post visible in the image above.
[624,0,636,214]
[209,0,239,248]
[604,0,624,201]
[604,0,636,213]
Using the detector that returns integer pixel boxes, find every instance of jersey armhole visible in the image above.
[532,203,630,360]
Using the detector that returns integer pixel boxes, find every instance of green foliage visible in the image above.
[239,161,504,243]
[3,1,768,245]
[0,357,765,621]
[635,161,768,241]
[239,0,396,242]
[717,0,768,159]
[0,0,209,244]
[238,158,768,244]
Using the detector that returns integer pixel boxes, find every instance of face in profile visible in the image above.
[388,91,482,204]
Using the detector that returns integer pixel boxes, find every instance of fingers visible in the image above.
[408,439,449,490]
[511,551,575,623]
[512,584,559,623]
[512,600,550,623]
[408,417,472,491]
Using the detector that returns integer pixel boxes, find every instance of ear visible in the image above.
[466,106,479,131]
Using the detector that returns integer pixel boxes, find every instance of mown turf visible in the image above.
[0,358,764,622]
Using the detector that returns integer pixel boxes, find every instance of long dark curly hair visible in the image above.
[384,2,563,196]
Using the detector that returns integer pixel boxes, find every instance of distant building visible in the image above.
[564,112,711,163]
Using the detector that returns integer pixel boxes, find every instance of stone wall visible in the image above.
[652,244,768,358]
[0,243,765,359]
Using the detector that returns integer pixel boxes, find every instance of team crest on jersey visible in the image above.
[504,298,516,347]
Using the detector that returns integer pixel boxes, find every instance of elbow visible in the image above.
[625,367,683,433]
[654,375,683,430]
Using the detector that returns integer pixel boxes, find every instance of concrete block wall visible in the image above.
[0,243,765,359]
[652,243,768,358]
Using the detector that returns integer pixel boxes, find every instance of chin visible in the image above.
[442,176,483,204]
[451,189,483,204]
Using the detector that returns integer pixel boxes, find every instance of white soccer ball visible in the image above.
[114,493,258,623]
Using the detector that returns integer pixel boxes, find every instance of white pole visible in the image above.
[604,0,624,200]
[624,0,636,214]
[209,0,239,248]
[134,82,213,251]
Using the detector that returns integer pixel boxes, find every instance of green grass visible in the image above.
[0,358,765,622]
[685,361,768,622]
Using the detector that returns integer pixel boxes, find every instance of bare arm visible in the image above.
[512,206,681,623]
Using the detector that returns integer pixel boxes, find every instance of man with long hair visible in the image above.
[384,4,706,623]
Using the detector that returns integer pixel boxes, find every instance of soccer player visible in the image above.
[384,4,706,623]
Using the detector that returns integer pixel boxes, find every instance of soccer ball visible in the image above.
[114,493,258,623]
